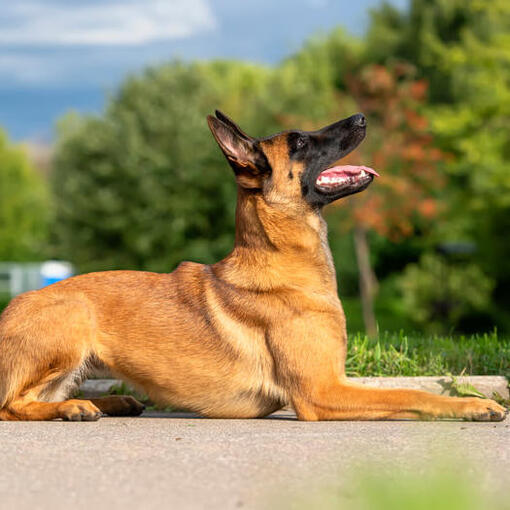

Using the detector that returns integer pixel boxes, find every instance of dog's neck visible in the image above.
[214,188,338,294]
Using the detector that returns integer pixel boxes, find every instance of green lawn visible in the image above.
[292,463,506,510]
[346,331,510,379]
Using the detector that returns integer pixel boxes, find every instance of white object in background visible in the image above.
[40,261,74,287]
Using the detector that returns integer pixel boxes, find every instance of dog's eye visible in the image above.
[296,136,307,150]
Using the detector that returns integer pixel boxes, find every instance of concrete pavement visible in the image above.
[0,410,508,510]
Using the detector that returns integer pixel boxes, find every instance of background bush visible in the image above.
[0,130,50,261]
[398,253,494,332]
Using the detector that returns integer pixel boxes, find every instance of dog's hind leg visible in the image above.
[88,396,145,417]
[3,398,102,421]
[0,359,105,421]
[0,362,103,421]
[0,292,103,421]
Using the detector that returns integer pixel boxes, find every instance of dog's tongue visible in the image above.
[321,165,380,178]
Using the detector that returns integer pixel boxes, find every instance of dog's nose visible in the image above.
[354,113,366,127]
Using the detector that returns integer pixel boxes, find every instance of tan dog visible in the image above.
[0,111,506,422]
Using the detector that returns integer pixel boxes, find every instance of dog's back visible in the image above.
[0,264,288,420]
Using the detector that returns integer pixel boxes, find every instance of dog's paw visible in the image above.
[59,400,103,422]
[461,398,508,422]
[112,396,146,416]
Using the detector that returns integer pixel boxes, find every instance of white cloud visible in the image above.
[0,49,170,86]
[0,54,55,84]
[0,0,217,46]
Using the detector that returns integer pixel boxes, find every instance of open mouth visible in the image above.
[315,165,379,194]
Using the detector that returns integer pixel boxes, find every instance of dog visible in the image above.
[0,111,506,422]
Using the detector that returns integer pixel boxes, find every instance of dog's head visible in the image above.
[207,111,378,210]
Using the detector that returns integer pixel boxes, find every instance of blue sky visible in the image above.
[0,0,407,141]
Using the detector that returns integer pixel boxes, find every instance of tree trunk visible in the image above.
[354,225,378,337]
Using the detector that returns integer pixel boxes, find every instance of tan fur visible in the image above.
[0,127,506,422]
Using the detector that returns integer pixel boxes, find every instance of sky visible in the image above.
[0,0,407,141]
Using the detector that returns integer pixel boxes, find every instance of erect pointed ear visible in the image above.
[214,110,253,142]
[207,115,269,189]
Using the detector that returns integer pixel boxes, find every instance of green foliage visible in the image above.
[398,252,494,332]
[346,333,444,377]
[0,297,10,313]
[449,376,487,399]
[421,0,510,240]
[366,0,510,329]
[491,391,510,409]
[52,62,273,272]
[346,331,510,378]
[0,129,50,261]
[295,468,496,510]
[341,289,416,335]
[278,27,361,118]
[366,0,510,104]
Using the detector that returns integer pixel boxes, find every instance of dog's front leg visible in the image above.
[270,314,507,422]
[291,382,507,422]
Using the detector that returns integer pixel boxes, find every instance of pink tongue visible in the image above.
[321,165,380,178]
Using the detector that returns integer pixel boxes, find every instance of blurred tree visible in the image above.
[53,62,274,272]
[0,129,50,261]
[366,0,510,103]
[367,0,510,327]
[399,252,494,333]
[275,28,362,121]
[335,64,447,336]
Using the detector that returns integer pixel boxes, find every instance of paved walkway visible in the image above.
[0,410,508,509]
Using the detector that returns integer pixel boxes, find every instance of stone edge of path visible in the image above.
[79,375,509,400]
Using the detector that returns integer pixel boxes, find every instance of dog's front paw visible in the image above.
[461,398,508,422]
[59,400,103,422]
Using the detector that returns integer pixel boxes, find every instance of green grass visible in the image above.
[346,331,510,379]
[288,462,507,510]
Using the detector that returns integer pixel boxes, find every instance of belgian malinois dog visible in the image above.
[0,111,506,422]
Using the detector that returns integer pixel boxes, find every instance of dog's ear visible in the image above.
[214,110,253,142]
[207,115,267,189]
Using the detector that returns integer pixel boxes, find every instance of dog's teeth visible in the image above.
[318,174,355,187]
